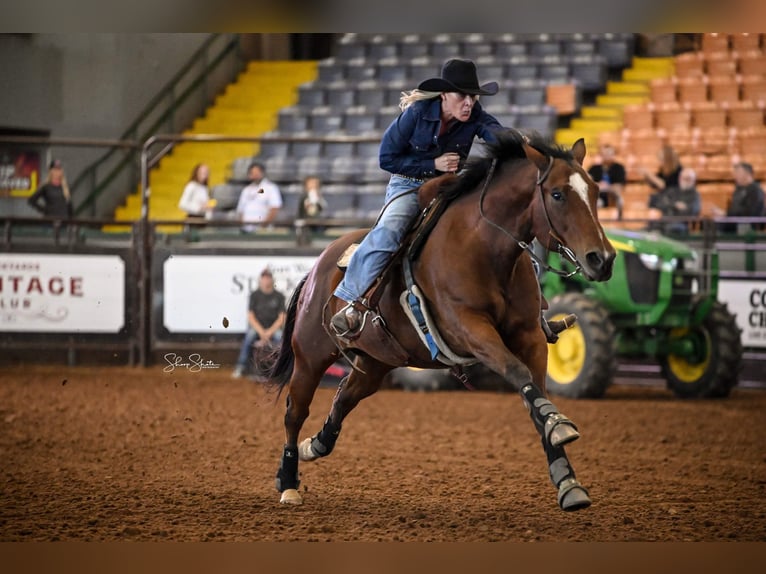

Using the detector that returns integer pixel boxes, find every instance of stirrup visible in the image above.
[543,313,577,344]
[330,302,363,337]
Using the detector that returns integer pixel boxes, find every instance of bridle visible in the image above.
[478,155,583,278]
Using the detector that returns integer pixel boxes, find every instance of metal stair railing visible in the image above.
[73,33,244,218]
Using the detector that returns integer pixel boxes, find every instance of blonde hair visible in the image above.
[46,167,70,201]
[399,89,442,111]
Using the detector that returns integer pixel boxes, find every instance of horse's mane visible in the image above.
[440,129,574,202]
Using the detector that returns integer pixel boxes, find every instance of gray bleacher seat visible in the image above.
[356,85,387,108]
[514,105,557,137]
[356,140,380,158]
[346,59,376,81]
[210,183,245,211]
[431,37,461,59]
[318,59,345,82]
[362,156,390,183]
[507,56,539,80]
[595,33,634,68]
[264,156,296,183]
[309,111,343,133]
[344,110,378,134]
[258,139,290,158]
[356,191,385,218]
[277,191,301,220]
[297,156,332,180]
[510,79,547,106]
[494,40,528,58]
[376,106,400,130]
[231,157,254,181]
[565,37,597,57]
[472,56,505,84]
[569,54,607,91]
[528,39,562,57]
[297,86,326,107]
[325,85,356,108]
[324,190,359,218]
[399,35,429,59]
[292,139,323,157]
[539,63,570,83]
[461,41,493,59]
[335,41,366,60]
[408,57,441,82]
[368,42,398,60]
[323,141,356,159]
[378,59,408,83]
[277,110,309,133]
[329,156,363,183]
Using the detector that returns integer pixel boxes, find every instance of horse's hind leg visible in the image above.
[298,356,390,464]
[543,441,591,511]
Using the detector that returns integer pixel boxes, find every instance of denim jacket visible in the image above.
[378,97,502,179]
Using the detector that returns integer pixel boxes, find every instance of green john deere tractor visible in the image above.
[542,227,743,399]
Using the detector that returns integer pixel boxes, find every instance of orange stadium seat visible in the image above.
[727,102,765,129]
[691,103,728,129]
[705,52,738,77]
[738,51,766,76]
[701,33,730,53]
[674,52,705,78]
[730,33,762,53]
[654,104,691,131]
[741,75,766,104]
[649,78,678,103]
[677,76,709,103]
[708,75,741,104]
[622,105,654,130]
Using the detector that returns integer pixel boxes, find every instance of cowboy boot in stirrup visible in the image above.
[542,312,577,344]
[330,301,363,337]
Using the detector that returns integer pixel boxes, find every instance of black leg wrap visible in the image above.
[275,445,300,492]
[311,417,342,458]
[521,384,578,447]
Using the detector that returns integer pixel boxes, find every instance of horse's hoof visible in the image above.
[557,478,591,511]
[549,423,580,447]
[298,437,318,462]
[280,489,303,505]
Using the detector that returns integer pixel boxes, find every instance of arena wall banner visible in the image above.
[162,254,317,333]
[718,278,766,348]
[0,253,125,332]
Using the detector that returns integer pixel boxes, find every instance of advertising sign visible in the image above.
[162,255,317,333]
[0,254,125,332]
[718,278,766,348]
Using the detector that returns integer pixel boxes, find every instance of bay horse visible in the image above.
[261,131,616,511]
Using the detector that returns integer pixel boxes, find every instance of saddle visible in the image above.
[330,175,470,367]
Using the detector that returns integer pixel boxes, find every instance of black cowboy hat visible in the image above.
[417,59,499,96]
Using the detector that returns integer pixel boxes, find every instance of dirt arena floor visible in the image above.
[1,364,765,542]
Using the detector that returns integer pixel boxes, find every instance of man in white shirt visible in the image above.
[235,162,283,232]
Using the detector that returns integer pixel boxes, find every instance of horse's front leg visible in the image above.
[298,357,391,464]
[461,322,590,510]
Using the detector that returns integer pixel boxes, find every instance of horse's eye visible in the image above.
[551,190,564,201]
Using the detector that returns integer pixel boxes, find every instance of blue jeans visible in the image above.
[334,175,423,302]
[235,327,282,369]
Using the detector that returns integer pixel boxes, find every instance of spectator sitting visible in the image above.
[178,163,212,219]
[296,175,327,231]
[27,159,72,219]
[717,162,765,234]
[232,268,286,379]
[640,144,682,192]
[235,161,283,233]
[587,144,626,217]
[647,167,701,236]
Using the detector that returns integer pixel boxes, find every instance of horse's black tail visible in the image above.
[256,273,308,396]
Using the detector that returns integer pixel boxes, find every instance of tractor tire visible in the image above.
[660,301,743,399]
[545,293,617,399]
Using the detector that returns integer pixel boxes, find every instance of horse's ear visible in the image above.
[523,143,549,172]
[571,138,586,165]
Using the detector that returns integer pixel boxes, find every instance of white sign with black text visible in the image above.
[718,278,766,348]
[162,255,317,333]
[0,253,125,332]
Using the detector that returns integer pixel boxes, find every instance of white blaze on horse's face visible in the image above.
[568,172,593,215]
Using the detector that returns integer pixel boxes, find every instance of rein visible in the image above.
[478,156,582,278]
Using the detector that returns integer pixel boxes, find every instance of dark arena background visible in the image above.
[1,33,766,544]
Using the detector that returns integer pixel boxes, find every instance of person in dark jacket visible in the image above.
[27,159,72,218]
[720,162,765,233]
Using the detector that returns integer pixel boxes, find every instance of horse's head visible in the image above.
[523,139,616,282]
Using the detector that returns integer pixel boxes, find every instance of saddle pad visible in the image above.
[337,244,358,269]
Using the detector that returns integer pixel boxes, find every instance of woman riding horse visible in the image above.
[330,58,574,343]
[264,130,616,511]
